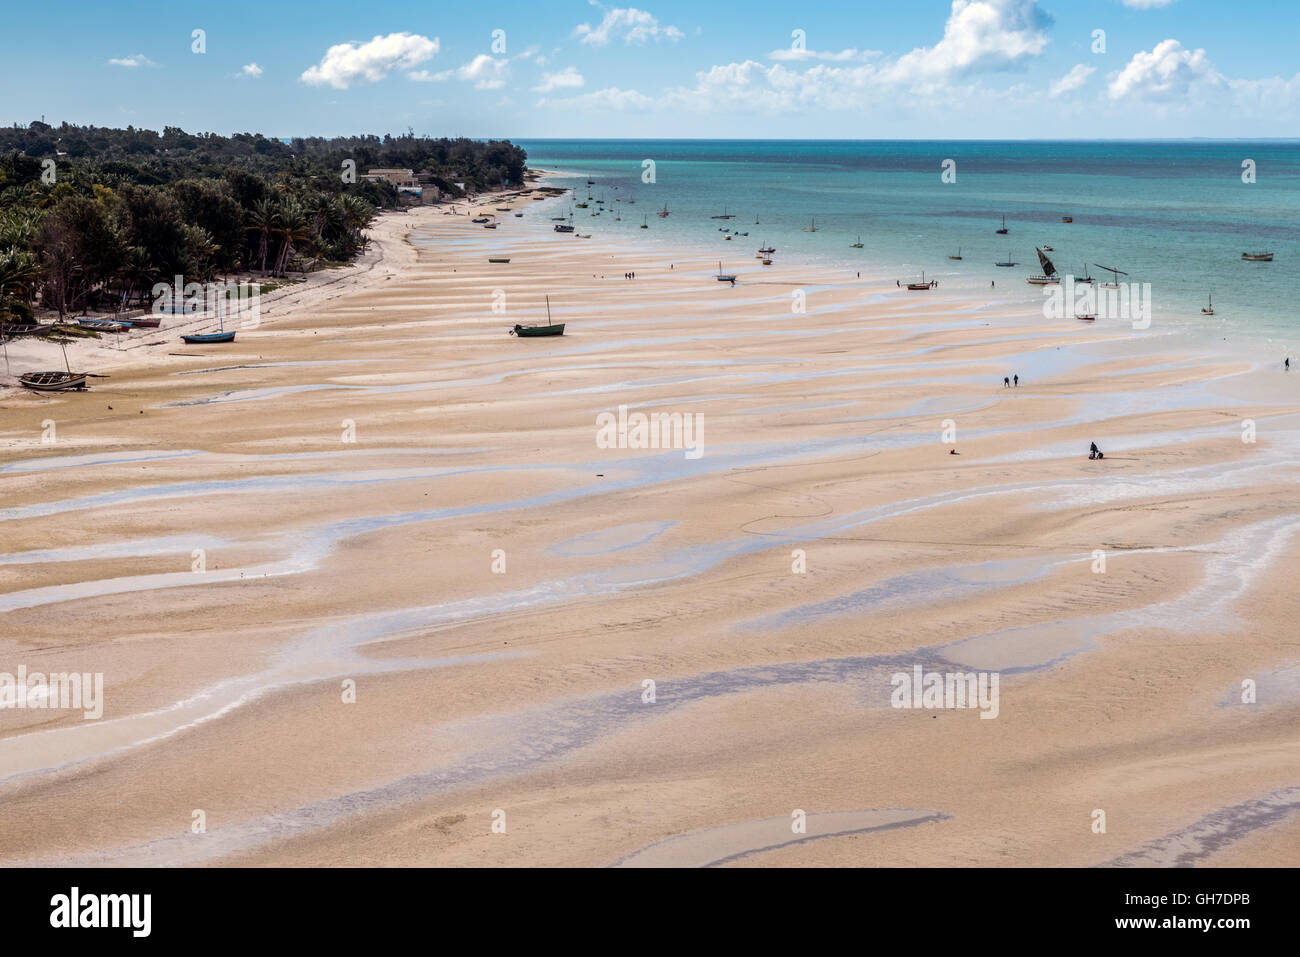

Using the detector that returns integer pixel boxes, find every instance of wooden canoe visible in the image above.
[19,371,87,391]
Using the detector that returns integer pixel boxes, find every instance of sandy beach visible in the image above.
[1,185,1298,868]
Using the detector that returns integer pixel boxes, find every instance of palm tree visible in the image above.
[245,198,275,273]
[271,200,314,276]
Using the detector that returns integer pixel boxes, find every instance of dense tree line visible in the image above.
[0,121,528,320]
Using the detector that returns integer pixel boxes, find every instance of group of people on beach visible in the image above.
[623,272,637,280]
[1003,374,1019,388]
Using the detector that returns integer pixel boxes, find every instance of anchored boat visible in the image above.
[1026,247,1060,285]
[1094,263,1128,290]
[1242,251,1274,261]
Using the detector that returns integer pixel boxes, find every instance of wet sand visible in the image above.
[1,187,1298,867]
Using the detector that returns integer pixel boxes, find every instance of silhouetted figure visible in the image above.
[1003,376,1010,388]
[1287,357,1291,372]
[1013,374,1019,387]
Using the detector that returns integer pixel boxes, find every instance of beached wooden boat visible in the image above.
[496,207,511,212]
[181,330,236,343]
[1074,313,1096,322]
[1242,252,1273,261]
[181,299,235,343]
[761,258,773,266]
[488,258,511,263]
[554,224,575,233]
[471,216,490,223]
[716,261,737,282]
[19,370,87,391]
[1027,247,1060,285]
[512,323,564,337]
[0,323,51,339]
[996,215,1008,235]
[78,318,128,332]
[122,314,161,328]
[514,212,523,217]
[511,296,565,337]
[483,223,497,229]
[906,271,937,290]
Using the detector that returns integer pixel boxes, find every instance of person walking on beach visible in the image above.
[1003,376,1010,388]
[1013,374,1018,387]
[1089,441,1103,460]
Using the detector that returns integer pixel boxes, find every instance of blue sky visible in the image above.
[1,0,1297,139]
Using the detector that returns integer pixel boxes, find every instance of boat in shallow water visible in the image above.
[1242,251,1273,261]
[1027,247,1060,285]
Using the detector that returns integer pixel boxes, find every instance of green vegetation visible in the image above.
[0,120,528,321]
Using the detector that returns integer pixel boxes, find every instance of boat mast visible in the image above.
[546,294,552,326]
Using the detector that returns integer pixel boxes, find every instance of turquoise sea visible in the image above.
[516,139,1300,345]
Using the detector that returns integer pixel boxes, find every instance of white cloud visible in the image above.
[538,86,656,111]
[301,33,439,89]
[454,54,511,89]
[411,54,510,88]
[108,54,156,68]
[769,48,880,63]
[239,63,263,78]
[574,7,684,47]
[882,0,1052,83]
[1049,63,1095,97]
[533,66,585,92]
[1121,0,1176,8]
[1107,39,1222,100]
